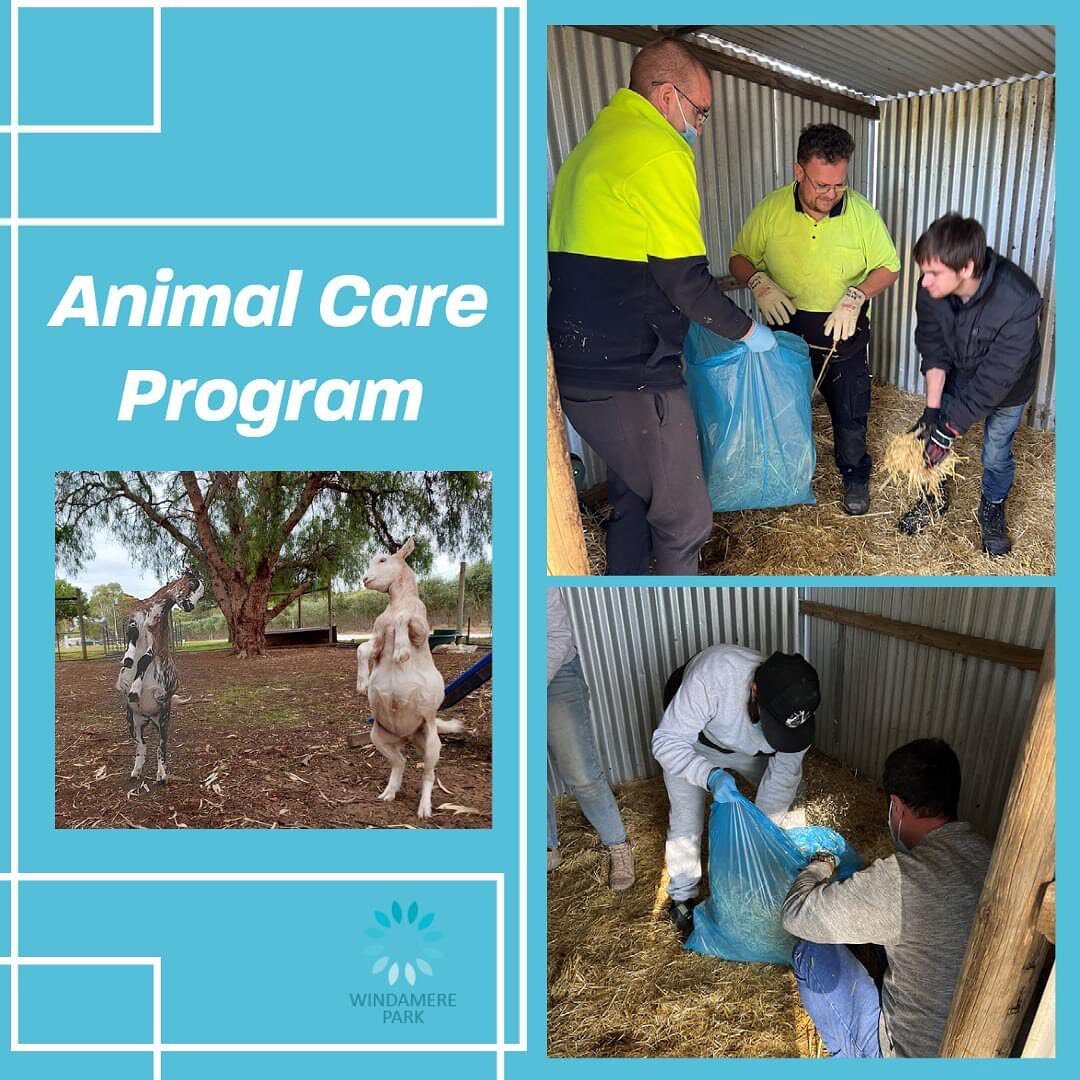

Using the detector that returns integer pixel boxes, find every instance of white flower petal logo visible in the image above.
[363,900,444,986]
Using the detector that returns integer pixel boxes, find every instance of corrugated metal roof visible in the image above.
[697,26,1055,99]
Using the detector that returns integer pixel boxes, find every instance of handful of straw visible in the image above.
[882,425,961,499]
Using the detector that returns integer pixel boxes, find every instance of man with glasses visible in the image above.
[548,38,774,576]
[730,124,900,515]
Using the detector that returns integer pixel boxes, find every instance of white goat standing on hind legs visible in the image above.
[116,569,204,783]
[359,538,463,818]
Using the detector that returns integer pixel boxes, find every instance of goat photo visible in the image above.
[54,469,493,830]
[358,538,465,818]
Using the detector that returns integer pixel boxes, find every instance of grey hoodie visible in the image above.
[782,821,991,1057]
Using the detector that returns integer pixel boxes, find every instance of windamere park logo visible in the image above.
[349,900,458,1025]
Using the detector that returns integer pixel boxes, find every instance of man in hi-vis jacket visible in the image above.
[548,38,774,576]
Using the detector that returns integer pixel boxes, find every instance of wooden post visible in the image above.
[297,591,303,629]
[78,611,87,661]
[327,585,334,645]
[940,625,1055,1057]
[456,561,467,641]
[547,345,590,576]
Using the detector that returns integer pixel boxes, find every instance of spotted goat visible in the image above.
[358,538,463,818]
[116,570,204,782]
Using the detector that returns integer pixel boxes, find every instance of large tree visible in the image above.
[55,471,491,657]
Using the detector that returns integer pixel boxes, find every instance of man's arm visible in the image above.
[782,856,904,945]
[755,749,807,822]
[915,289,952,377]
[729,254,758,287]
[625,151,753,340]
[856,266,900,298]
[943,295,1042,434]
[650,667,715,789]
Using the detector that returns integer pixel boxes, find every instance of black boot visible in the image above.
[841,478,870,516]
[977,495,1012,556]
[665,898,699,944]
[897,482,951,536]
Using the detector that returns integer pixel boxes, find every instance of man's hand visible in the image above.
[925,421,958,467]
[823,286,867,344]
[748,271,796,326]
[707,767,737,802]
[908,406,941,443]
[741,321,777,353]
[809,851,838,874]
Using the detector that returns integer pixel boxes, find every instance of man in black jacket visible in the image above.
[899,215,1043,555]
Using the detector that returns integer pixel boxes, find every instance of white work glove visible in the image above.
[823,286,867,344]
[748,271,796,325]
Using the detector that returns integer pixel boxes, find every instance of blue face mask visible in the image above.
[888,800,910,854]
[675,95,697,147]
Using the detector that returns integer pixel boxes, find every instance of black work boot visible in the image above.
[841,478,870,516]
[665,898,699,944]
[897,482,952,536]
[977,495,1012,556]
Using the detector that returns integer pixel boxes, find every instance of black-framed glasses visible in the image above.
[652,80,710,125]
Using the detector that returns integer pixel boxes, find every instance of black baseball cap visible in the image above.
[756,652,819,753]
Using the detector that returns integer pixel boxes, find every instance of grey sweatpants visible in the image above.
[560,385,714,576]
[663,749,769,902]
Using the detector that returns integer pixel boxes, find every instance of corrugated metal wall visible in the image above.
[549,586,798,791]
[550,586,1052,840]
[874,78,1056,429]
[800,587,1053,839]
[547,26,875,487]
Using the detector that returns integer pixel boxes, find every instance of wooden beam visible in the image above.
[940,626,1055,1056]
[799,600,1043,672]
[575,26,880,120]
[547,346,591,576]
[1036,881,1055,944]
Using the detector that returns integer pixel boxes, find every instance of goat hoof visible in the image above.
[377,789,397,802]
[394,649,411,664]
[417,803,432,819]
[130,768,143,779]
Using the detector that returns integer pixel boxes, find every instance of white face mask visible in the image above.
[888,799,910,853]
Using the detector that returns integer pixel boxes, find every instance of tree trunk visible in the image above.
[231,612,268,658]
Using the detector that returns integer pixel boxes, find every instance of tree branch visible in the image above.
[265,580,314,620]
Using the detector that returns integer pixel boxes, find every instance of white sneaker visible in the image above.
[547,848,562,872]
[608,841,635,891]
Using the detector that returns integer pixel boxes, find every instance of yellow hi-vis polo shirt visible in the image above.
[731,183,900,313]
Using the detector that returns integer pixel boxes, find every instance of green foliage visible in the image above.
[55,470,492,601]
[87,582,124,620]
[54,577,86,625]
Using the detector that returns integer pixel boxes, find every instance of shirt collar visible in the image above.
[791,181,846,219]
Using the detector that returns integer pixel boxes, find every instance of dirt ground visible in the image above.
[55,646,492,830]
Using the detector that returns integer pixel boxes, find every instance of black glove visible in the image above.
[925,421,958,467]
[908,406,941,443]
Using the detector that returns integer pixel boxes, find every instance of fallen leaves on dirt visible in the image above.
[56,646,492,830]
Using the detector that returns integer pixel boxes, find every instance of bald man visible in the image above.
[548,39,773,576]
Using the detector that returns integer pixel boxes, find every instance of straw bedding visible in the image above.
[580,383,1054,576]
[547,749,894,1058]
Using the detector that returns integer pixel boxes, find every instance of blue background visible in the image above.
[2,0,520,1074]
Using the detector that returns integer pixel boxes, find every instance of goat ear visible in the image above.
[394,537,415,561]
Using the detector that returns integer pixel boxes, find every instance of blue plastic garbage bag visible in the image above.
[685,773,861,965]
[683,324,816,511]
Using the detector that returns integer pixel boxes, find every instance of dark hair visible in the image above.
[913,213,988,274]
[882,738,961,819]
[797,123,855,165]
[629,38,706,97]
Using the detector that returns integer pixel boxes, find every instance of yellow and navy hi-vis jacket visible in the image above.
[548,88,752,391]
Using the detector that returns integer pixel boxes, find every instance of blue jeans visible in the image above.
[792,940,883,1058]
[547,657,626,850]
[981,402,1026,503]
